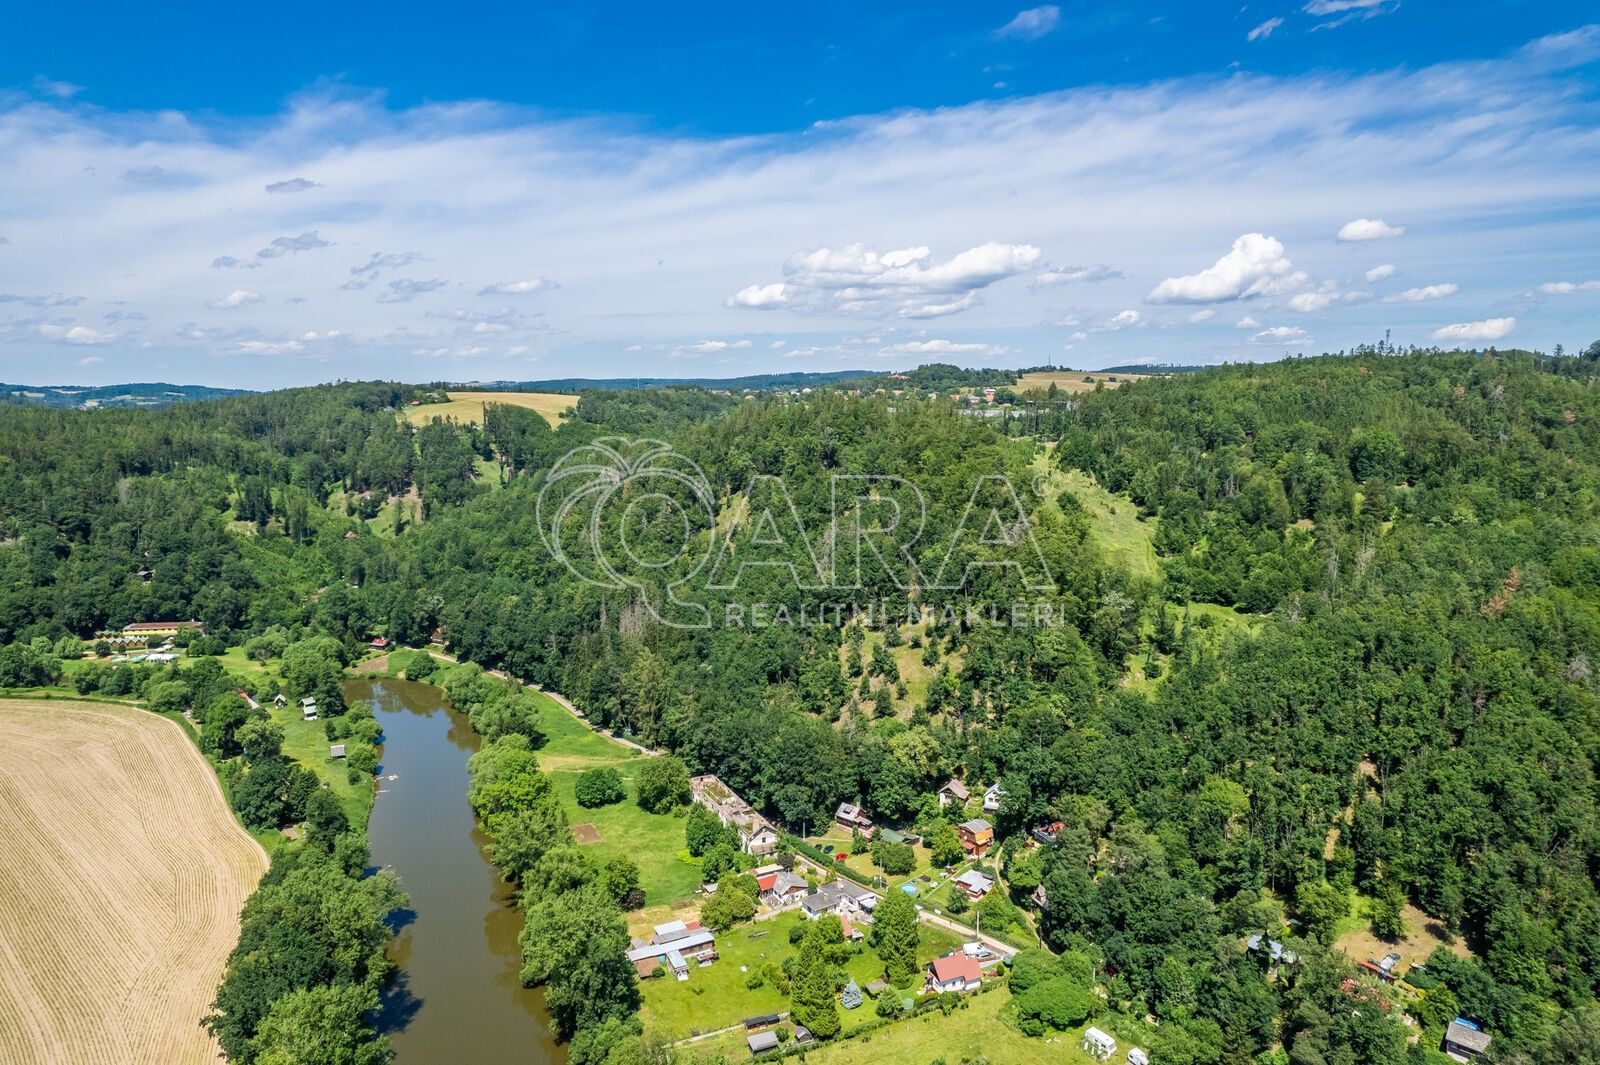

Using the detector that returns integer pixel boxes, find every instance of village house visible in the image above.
[1030,821,1064,847]
[834,802,874,833]
[689,774,779,856]
[800,879,880,920]
[755,867,808,909]
[983,782,1004,813]
[1442,1018,1492,1061]
[937,778,969,808]
[923,951,982,994]
[957,817,994,857]
[627,924,718,981]
[96,619,205,647]
[953,869,994,900]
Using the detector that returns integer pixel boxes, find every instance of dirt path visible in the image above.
[0,699,267,1065]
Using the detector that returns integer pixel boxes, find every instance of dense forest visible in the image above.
[3,346,1600,1063]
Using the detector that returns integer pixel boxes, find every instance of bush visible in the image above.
[575,766,626,808]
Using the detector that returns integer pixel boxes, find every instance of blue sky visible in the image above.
[1,3,1598,386]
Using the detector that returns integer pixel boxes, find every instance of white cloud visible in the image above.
[256,231,330,259]
[76,355,105,366]
[37,323,114,345]
[478,278,557,296]
[770,340,787,350]
[1252,326,1311,344]
[730,242,1040,319]
[1033,263,1121,286]
[1289,291,1337,312]
[1188,309,1216,322]
[1365,263,1397,282]
[265,178,321,194]
[1102,309,1143,331]
[211,290,262,309]
[32,75,83,99]
[352,251,425,278]
[994,6,1061,41]
[1148,234,1303,303]
[377,278,447,303]
[1539,280,1600,294]
[1236,315,1261,328]
[1432,317,1516,343]
[880,339,1010,357]
[1386,283,1459,302]
[1337,218,1406,241]
[1305,0,1389,16]
[1248,18,1285,41]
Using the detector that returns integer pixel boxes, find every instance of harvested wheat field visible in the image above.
[400,390,575,427]
[0,699,267,1065]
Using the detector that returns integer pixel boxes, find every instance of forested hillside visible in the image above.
[2,348,1598,1062]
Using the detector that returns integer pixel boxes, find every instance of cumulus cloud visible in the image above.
[1033,263,1121,286]
[729,241,1040,319]
[1365,263,1397,282]
[994,6,1060,41]
[265,178,321,194]
[1102,309,1143,331]
[478,278,557,296]
[1386,283,1459,303]
[377,278,448,303]
[1236,315,1261,328]
[256,231,330,259]
[1188,309,1217,322]
[38,323,114,344]
[211,290,262,309]
[1337,218,1406,241]
[1432,317,1516,342]
[1252,326,1311,344]
[32,75,84,99]
[1289,291,1337,312]
[1248,18,1284,41]
[881,339,1010,357]
[1148,234,1303,303]
[76,355,105,366]
[1540,280,1600,294]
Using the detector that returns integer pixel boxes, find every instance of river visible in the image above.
[349,677,564,1065]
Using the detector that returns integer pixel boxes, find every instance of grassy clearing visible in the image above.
[1333,893,1473,974]
[792,983,1101,1065]
[400,390,576,427]
[507,686,706,906]
[1039,456,1160,584]
[1017,369,1145,394]
[645,909,965,1043]
[0,699,267,1065]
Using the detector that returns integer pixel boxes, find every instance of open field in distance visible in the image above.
[0,699,267,1065]
[1016,370,1146,393]
[400,390,576,427]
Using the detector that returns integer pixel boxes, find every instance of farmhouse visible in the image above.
[957,817,994,856]
[1442,1018,1492,1061]
[834,802,873,832]
[983,782,1004,813]
[626,928,718,981]
[800,879,880,920]
[923,951,982,994]
[937,778,969,808]
[690,774,780,856]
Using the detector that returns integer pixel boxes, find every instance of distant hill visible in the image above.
[1093,363,1216,375]
[459,370,874,393]
[0,382,250,409]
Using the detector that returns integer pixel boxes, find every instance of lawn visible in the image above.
[644,909,967,1043]
[400,390,576,428]
[272,699,373,830]
[806,826,939,893]
[529,689,705,907]
[794,983,1103,1065]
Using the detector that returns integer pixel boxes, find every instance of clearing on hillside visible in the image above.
[1016,369,1146,393]
[0,699,267,1065]
[400,390,576,427]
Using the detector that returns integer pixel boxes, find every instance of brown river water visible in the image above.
[348,677,565,1064]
